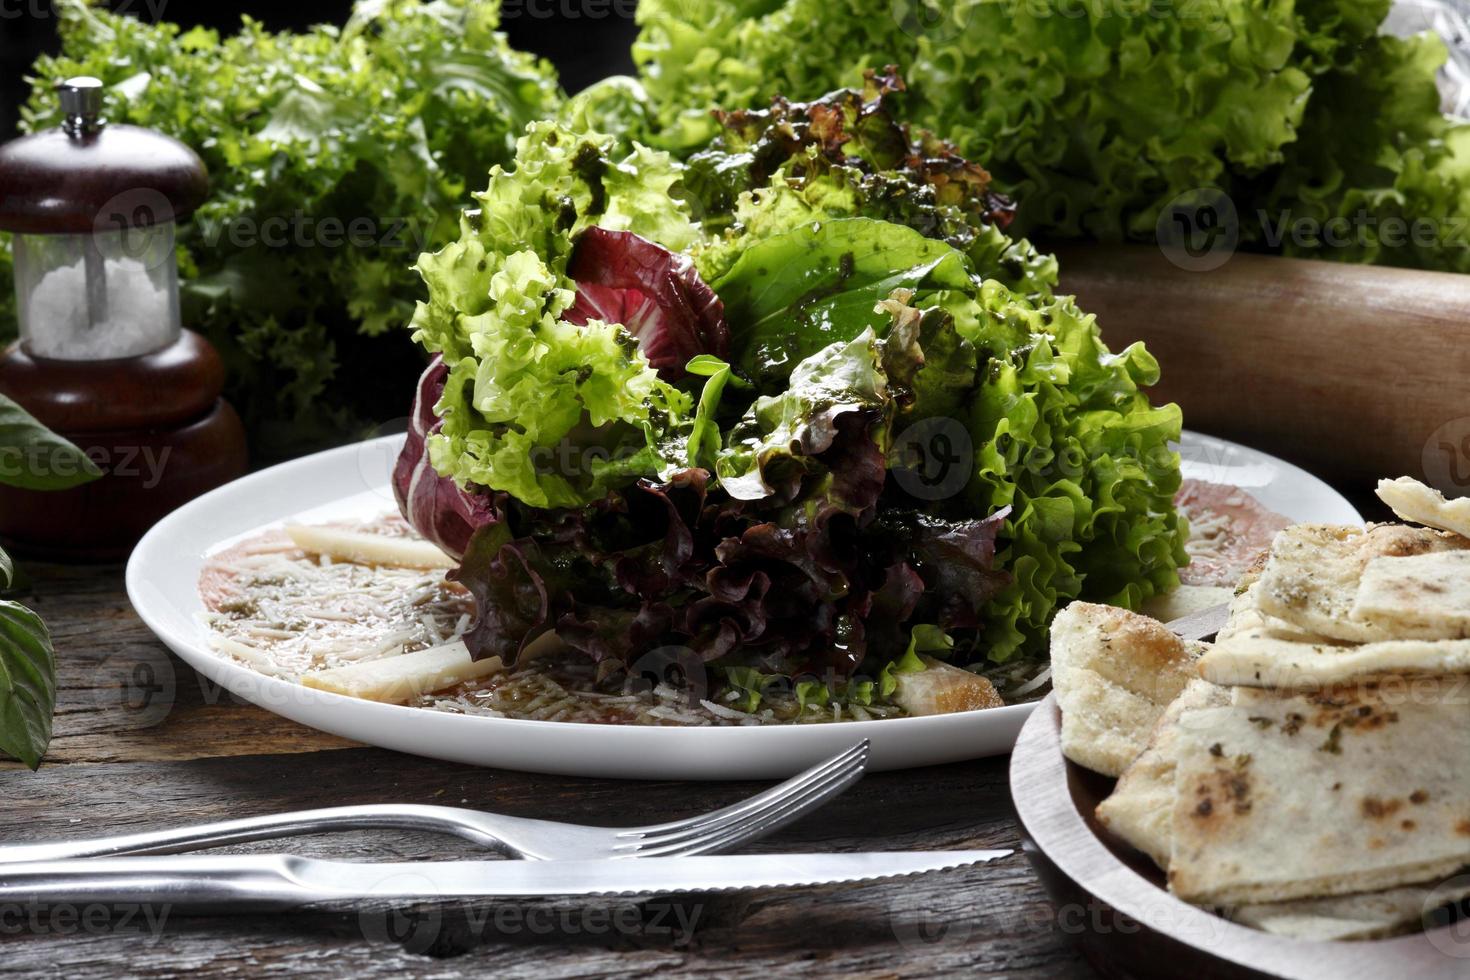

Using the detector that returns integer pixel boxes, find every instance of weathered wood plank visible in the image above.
[0,749,1090,978]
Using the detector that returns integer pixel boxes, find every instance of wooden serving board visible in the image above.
[1009,694,1466,980]
[1056,245,1470,491]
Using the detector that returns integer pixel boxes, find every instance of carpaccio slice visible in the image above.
[1175,479,1292,587]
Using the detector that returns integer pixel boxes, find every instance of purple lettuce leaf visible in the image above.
[563,227,730,380]
[392,356,505,561]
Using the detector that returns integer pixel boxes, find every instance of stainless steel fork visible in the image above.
[0,741,870,864]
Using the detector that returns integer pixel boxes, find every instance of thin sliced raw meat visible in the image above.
[1176,480,1292,588]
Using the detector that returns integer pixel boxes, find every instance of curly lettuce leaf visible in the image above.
[716,329,890,501]
[410,123,704,509]
[948,287,1187,660]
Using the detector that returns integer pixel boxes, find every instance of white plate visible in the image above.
[126,431,1360,780]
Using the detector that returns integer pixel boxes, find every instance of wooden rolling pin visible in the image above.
[1055,244,1470,492]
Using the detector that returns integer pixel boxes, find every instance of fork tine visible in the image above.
[616,740,869,855]
[624,755,866,857]
[614,740,869,841]
[629,745,866,847]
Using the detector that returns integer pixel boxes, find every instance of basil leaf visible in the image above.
[0,393,103,491]
[0,599,56,770]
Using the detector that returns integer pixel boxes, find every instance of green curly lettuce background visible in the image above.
[630,0,1470,271]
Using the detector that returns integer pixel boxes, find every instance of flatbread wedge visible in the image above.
[1166,678,1470,906]
[1255,524,1470,642]
[1215,582,1328,646]
[1377,477,1470,540]
[1095,678,1230,867]
[1231,877,1470,942]
[1050,603,1203,777]
[1350,551,1470,639]
[1199,628,1470,689]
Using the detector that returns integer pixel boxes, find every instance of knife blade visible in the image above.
[1166,601,1231,642]
[0,850,1012,911]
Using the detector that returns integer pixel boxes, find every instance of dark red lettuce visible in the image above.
[392,356,504,560]
[563,228,729,380]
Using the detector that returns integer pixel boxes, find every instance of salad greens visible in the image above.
[395,76,1186,703]
[629,0,1470,273]
[7,0,561,456]
[0,395,102,769]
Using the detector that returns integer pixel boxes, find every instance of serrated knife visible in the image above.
[0,851,1011,911]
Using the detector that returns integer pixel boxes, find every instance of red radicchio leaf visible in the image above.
[392,356,504,560]
[563,227,729,380]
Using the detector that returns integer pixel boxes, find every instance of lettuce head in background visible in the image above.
[394,74,1187,711]
[627,0,1470,274]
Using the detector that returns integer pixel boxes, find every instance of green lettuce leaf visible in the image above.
[710,218,972,388]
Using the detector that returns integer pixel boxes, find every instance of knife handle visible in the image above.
[0,854,312,911]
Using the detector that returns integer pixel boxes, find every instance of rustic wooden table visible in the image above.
[0,561,1095,978]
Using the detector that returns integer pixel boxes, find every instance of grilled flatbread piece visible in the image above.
[1350,551,1470,639]
[1050,603,1203,776]
[1256,524,1470,642]
[1167,679,1470,906]
[1231,877,1470,942]
[1199,629,1470,689]
[1215,582,1327,646]
[1377,477,1470,540]
[1095,679,1230,866]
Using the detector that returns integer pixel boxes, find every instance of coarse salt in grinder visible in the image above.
[0,77,249,560]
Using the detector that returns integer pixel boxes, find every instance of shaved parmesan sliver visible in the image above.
[209,635,296,679]
[302,642,502,704]
[285,524,455,570]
